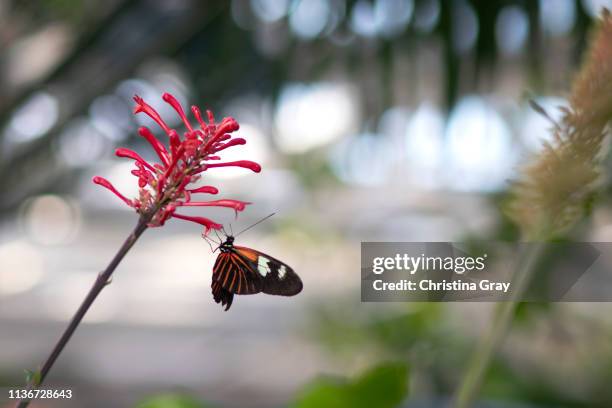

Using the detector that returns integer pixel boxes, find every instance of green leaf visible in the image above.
[350,363,408,408]
[293,379,352,408]
[293,362,409,408]
[135,394,211,408]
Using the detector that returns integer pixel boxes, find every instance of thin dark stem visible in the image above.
[16,215,152,408]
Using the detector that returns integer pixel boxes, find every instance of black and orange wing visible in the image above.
[211,252,260,311]
[211,247,302,311]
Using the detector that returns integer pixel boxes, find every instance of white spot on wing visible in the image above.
[278,265,287,280]
[258,256,271,277]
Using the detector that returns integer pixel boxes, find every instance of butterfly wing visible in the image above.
[211,246,302,311]
[219,251,263,294]
[233,246,303,296]
[212,252,261,310]
[211,280,234,311]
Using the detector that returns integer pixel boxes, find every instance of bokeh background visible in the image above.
[2,0,612,407]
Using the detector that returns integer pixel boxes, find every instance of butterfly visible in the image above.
[206,215,303,310]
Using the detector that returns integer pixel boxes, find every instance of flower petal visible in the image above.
[115,148,156,172]
[204,160,261,173]
[172,213,222,234]
[138,126,170,166]
[133,95,171,134]
[92,176,133,207]
[188,186,219,194]
[213,138,246,153]
[178,199,250,212]
[163,93,193,132]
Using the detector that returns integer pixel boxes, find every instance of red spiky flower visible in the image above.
[93,93,261,233]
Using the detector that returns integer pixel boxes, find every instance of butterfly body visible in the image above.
[212,236,303,310]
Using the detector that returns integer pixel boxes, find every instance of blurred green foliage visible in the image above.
[287,151,339,189]
[135,393,214,408]
[313,303,443,355]
[292,362,408,408]
[480,358,597,407]
[308,296,612,407]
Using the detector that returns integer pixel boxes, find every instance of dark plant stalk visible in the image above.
[16,214,152,408]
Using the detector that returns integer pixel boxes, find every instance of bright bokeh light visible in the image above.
[5,91,59,143]
[350,0,378,37]
[413,0,440,33]
[581,0,612,18]
[289,0,330,39]
[496,6,529,56]
[540,0,576,36]
[143,59,191,105]
[56,118,109,167]
[330,132,395,186]
[251,0,291,23]
[452,0,479,53]
[274,82,358,153]
[405,103,445,188]
[374,0,414,38]
[0,240,45,295]
[89,94,132,141]
[445,96,516,191]
[378,106,411,141]
[21,194,81,245]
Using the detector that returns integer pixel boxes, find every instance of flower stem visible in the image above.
[453,242,546,408]
[15,215,151,408]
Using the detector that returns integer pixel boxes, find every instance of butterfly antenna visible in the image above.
[229,223,234,236]
[235,213,276,237]
[215,227,227,245]
[201,233,221,251]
